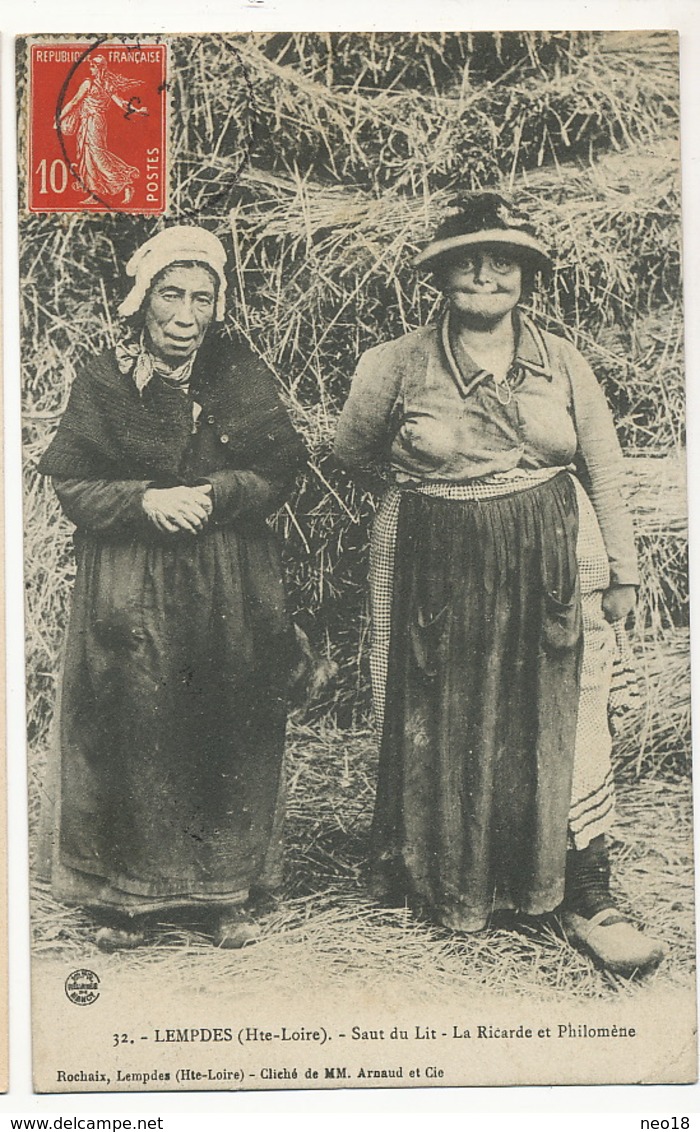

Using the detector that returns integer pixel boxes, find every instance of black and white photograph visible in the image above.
[12,25,696,1093]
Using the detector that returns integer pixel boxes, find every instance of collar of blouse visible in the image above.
[440,306,554,400]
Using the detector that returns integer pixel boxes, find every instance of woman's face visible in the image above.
[438,245,523,326]
[144,265,216,363]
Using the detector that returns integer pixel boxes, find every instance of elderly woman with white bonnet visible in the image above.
[38,225,306,950]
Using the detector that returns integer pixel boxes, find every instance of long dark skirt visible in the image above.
[370,473,583,931]
[39,521,292,915]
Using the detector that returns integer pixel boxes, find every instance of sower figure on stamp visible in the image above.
[38,225,306,950]
[55,54,147,205]
[334,193,665,977]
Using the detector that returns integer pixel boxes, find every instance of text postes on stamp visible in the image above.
[28,42,167,214]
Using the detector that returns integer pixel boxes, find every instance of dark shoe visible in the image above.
[213,908,259,949]
[563,836,665,976]
[245,886,280,917]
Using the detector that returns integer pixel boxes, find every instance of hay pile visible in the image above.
[20,32,693,1000]
[19,35,687,775]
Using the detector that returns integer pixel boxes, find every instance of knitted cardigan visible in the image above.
[39,331,306,488]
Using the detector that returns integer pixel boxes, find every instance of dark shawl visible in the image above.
[38,331,306,486]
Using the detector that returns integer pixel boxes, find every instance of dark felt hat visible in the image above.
[414,193,552,270]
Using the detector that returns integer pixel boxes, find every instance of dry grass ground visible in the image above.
[21,32,692,1019]
[31,719,694,1004]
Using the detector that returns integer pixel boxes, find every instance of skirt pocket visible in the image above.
[89,543,149,650]
[541,583,582,653]
[409,602,449,678]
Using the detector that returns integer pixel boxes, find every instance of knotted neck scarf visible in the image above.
[115,330,202,429]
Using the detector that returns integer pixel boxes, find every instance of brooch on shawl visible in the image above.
[115,334,202,430]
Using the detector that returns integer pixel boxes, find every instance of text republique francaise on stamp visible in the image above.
[28,42,167,214]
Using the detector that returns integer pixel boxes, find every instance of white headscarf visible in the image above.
[117,225,228,321]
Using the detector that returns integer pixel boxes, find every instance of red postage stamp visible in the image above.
[28,41,167,214]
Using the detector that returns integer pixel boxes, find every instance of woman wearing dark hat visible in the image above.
[334,193,664,976]
[38,225,306,950]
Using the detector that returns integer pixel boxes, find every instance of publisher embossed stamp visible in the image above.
[64,968,100,1006]
[29,41,167,213]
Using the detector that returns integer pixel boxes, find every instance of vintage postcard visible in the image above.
[0,179,8,1097]
[16,30,695,1092]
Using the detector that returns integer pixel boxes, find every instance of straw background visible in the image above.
[18,31,692,997]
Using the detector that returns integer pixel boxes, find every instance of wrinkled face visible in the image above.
[144,265,216,363]
[438,245,523,325]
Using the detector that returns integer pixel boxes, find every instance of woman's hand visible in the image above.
[142,484,213,535]
[601,583,636,624]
